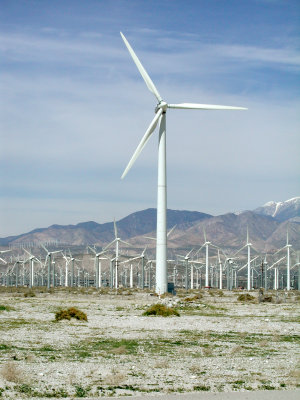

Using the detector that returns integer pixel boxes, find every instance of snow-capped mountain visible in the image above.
[254,197,300,222]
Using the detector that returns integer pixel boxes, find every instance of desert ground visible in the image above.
[0,287,299,399]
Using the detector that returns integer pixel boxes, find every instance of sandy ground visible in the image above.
[0,287,299,399]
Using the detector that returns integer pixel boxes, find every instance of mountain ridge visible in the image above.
[1,198,299,251]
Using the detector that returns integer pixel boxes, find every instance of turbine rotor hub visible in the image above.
[155,101,168,113]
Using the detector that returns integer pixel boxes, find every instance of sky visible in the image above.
[0,0,299,237]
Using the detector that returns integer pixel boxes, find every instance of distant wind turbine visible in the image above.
[274,229,292,290]
[104,219,131,288]
[120,32,247,294]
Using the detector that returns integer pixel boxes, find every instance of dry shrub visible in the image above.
[231,345,243,355]
[202,346,213,357]
[143,304,180,317]
[1,361,24,383]
[24,290,36,298]
[289,368,300,380]
[154,360,169,369]
[104,369,126,385]
[237,293,256,302]
[189,365,203,374]
[184,294,203,302]
[259,340,269,347]
[55,307,87,322]
[111,345,127,355]
[272,334,280,342]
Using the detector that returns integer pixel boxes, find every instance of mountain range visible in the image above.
[1,198,299,253]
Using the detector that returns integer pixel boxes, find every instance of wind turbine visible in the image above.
[120,32,247,294]
[41,245,62,289]
[177,249,194,290]
[104,219,131,288]
[274,229,292,290]
[195,228,219,288]
[88,246,108,289]
[23,249,42,288]
[268,256,286,290]
[233,227,257,291]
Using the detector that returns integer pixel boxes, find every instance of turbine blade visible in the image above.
[168,103,247,110]
[144,236,156,241]
[103,239,116,251]
[88,246,96,255]
[167,225,176,237]
[41,244,48,253]
[203,227,207,243]
[121,108,162,179]
[114,219,118,239]
[186,248,194,258]
[120,239,131,246]
[120,32,162,102]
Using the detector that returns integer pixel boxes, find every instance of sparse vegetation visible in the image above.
[55,307,87,322]
[0,288,298,397]
[143,303,180,317]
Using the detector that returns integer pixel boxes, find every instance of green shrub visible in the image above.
[0,305,13,311]
[193,385,210,391]
[55,307,87,322]
[143,304,180,317]
[75,385,90,397]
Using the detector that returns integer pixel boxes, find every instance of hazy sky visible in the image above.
[1,0,299,237]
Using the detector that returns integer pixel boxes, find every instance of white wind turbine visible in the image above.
[41,245,62,289]
[23,249,43,288]
[195,228,219,288]
[274,230,292,290]
[233,227,257,291]
[177,249,194,290]
[120,246,147,288]
[120,32,247,294]
[88,246,108,289]
[103,219,131,288]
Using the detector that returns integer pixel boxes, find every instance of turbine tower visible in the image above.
[120,32,247,294]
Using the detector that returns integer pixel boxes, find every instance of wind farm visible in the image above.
[1,1,300,398]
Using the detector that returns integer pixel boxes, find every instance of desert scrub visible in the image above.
[237,293,256,302]
[55,307,87,321]
[143,304,180,317]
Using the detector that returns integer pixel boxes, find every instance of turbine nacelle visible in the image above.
[155,101,168,113]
